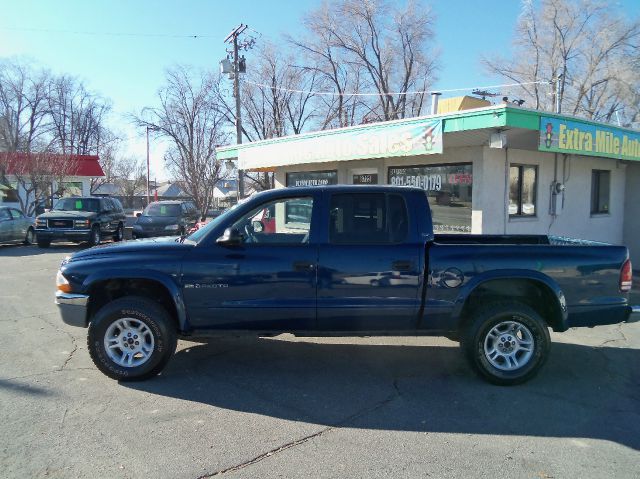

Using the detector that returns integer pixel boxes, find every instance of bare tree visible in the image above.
[484,0,640,126]
[0,59,52,153]
[296,0,439,122]
[134,66,229,215]
[47,75,111,155]
[113,157,146,209]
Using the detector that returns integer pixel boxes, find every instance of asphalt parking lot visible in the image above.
[1,243,639,479]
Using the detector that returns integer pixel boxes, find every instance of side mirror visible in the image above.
[216,227,244,246]
[251,220,264,233]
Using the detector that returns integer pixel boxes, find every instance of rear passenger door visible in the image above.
[317,192,422,331]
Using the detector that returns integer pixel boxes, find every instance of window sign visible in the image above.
[286,170,337,187]
[389,164,473,233]
[353,173,378,185]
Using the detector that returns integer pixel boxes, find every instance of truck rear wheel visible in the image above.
[87,296,177,381]
[461,302,550,385]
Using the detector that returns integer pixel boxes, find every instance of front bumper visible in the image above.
[36,228,91,242]
[55,291,89,327]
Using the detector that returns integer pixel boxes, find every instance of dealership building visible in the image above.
[218,100,640,264]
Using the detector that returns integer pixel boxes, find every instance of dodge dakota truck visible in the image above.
[54,186,635,385]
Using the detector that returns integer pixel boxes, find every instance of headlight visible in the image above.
[164,224,179,231]
[74,219,90,228]
[36,217,47,227]
[56,270,72,293]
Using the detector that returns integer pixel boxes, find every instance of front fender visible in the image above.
[451,269,568,331]
[81,269,188,330]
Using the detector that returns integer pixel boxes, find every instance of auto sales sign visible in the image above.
[238,119,443,170]
[539,116,640,161]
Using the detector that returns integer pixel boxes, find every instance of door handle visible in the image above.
[293,261,316,272]
[392,261,413,272]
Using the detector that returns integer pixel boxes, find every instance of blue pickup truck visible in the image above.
[55,186,635,385]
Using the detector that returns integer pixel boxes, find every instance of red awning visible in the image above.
[0,153,104,177]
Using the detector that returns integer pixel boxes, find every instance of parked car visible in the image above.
[131,200,198,239]
[0,206,35,245]
[35,197,125,248]
[54,186,635,385]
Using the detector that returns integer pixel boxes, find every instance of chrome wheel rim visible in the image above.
[118,226,123,240]
[483,320,534,371]
[93,228,100,244]
[26,229,34,243]
[104,318,155,368]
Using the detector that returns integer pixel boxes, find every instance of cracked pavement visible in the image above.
[0,245,639,479]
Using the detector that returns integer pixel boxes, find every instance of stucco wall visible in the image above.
[489,149,626,244]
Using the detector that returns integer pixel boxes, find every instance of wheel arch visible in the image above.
[83,270,188,332]
[454,270,568,333]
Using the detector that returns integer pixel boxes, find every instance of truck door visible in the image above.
[317,192,423,331]
[181,193,319,331]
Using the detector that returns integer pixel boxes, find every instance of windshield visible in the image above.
[53,198,99,212]
[187,202,242,243]
[144,204,181,217]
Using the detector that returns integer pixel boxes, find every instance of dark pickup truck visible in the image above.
[54,186,635,385]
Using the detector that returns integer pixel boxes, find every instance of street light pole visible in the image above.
[224,23,249,201]
[232,33,245,200]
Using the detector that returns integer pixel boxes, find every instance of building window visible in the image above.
[388,163,472,233]
[61,182,83,197]
[591,170,610,214]
[509,165,537,216]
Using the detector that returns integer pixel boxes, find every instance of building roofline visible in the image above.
[217,103,640,160]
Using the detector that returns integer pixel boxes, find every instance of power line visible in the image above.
[241,78,550,97]
[0,25,215,39]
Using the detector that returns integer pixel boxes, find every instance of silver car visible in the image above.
[0,206,35,245]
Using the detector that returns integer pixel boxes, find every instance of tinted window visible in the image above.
[145,204,181,217]
[0,209,10,220]
[111,198,123,212]
[329,193,408,244]
[53,198,100,212]
[9,209,24,219]
[102,199,113,212]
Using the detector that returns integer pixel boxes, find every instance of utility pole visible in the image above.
[224,24,248,200]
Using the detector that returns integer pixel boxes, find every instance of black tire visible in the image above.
[87,296,177,381]
[461,302,550,386]
[23,227,35,245]
[89,225,101,246]
[36,236,51,248]
[112,223,124,242]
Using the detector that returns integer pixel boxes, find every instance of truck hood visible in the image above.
[134,216,180,227]
[39,210,97,220]
[67,236,194,262]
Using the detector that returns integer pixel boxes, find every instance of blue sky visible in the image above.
[1,0,637,179]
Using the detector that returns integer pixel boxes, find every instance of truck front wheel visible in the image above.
[87,296,177,381]
[461,302,550,385]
